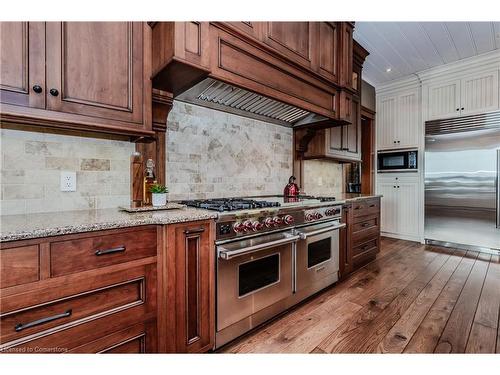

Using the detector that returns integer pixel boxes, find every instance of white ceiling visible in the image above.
[354,22,500,87]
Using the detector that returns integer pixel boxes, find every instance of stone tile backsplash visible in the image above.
[302,159,344,197]
[0,128,134,215]
[166,101,293,200]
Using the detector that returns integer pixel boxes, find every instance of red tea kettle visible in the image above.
[283,175,300,197]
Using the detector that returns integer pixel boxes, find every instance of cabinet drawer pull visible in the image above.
[369,204,376,207]
[15,309,72,332]
[315,266,326,273]
[32,84,43,93]
[184,227,205,235]
[362,223,370,227]
[95,246,126,256]
[354,206,361,210]
[49,88,59,97]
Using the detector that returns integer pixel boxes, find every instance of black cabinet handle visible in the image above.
[49,88,59,96]
[362,223,370,227]
[461,107,464,110]
[32,85,43,94]
[341,147,349,151]
[15,309,72,332]
[95,246,126,256]
[393,185,396,188]
[397,141,401,143]
[184,227,205,235]
[393,141,397,143]
[456,108,460,111]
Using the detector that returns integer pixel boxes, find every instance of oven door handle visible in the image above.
[297,223,346,240]
[218,235,300,260]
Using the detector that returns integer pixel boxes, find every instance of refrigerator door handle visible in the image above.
[497,150,500,228]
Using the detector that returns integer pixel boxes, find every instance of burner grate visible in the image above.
[182,198,281,212]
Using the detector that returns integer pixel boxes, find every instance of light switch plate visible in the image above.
[60,171,76,192]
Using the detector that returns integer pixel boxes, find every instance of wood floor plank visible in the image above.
[221,239,418,353]
[434,252,491,353]
[375,249,465,353]
[319,247,450,353]
[466,254,500,353]
[403,251,478,353]
[317,246,447,353]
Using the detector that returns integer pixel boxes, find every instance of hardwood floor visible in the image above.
[219,237,500,354]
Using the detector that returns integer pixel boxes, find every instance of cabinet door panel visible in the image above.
[46,22,144,125]
[345,96,360,155]
[397,90,419,148]
[427,80,461,120]
[317,22,338,82]
[460,70,499,116]
[329,126,343,152]
[0,22,45,108]
[377,182,397,233]
[263,22,314,68]
[376,95,397,149]
[397,182,420,238]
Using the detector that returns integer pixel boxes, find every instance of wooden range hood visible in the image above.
[150,22,356,128]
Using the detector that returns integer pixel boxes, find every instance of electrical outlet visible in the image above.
[60,171,76,192]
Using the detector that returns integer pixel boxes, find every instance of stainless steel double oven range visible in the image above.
[183,196,345,348]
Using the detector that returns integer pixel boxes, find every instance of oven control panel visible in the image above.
[216,211,302,241]
[304,205,341,223]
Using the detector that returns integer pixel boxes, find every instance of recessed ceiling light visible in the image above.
[386,68,392,73]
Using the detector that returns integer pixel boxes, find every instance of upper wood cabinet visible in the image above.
[317,22,338,82]
[46,22,146,126]
[0,22,153,137]
[0,22,45,108]
[426,70,499,120]
[261,22,315,70]
[151,22,210,95]
[338,23,354,88]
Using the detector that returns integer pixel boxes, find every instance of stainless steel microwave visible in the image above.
[377,149,418,172]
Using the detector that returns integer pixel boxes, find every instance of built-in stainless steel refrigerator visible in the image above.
[425,111,500,253]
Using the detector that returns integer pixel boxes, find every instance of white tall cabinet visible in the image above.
[376,50,500,243]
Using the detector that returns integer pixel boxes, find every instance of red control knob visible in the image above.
[283,215,294,225]
[314,212,323,220]
[273,216,283,226]
[252,221,264,231]
[305,213,314,221]
[233,222,245,233]
[243,220,253,231]
[264,217,274,228]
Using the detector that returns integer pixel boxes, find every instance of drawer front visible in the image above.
[352,238,378,269]
[352,216,379,245]
[352,198,380,219]
[352,238,378,258]
[0,263,156,349]
[0,245,39,289]
[68,321,157,353]
[50,227,157,277]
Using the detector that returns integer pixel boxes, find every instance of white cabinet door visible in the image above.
[396,90,420,148]
[460,70,499,116]
[377,95,397,149]
[396,181,420,238]
[427,80,461,120]
[377,181,397,234]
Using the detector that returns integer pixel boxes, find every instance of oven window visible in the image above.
[382,155,405,168]
[238,254,280,297]
[308,238,331,268]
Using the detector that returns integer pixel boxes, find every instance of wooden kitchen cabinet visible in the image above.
[302,94,361,162]
[340,197,381,278]
[0,22,45,108]
[338,23,354,88]
[261,22,315,70]
[151,22,210,95]
[0,226,159,354]
[0,22,153,137]
[164,220,215,353]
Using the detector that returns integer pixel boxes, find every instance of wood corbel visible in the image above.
[135,89,173,185]
[293,127,318,191]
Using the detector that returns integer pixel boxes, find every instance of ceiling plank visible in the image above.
[469,22,496,54]
[445,22,476,59]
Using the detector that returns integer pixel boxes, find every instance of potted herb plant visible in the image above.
[149,184,169,207]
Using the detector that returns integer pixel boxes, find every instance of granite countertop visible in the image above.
[0,207,218,242]
[336,193,383,203]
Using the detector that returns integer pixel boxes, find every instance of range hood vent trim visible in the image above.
[175,78,331,127]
